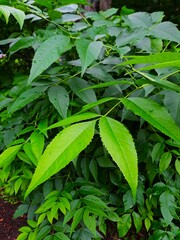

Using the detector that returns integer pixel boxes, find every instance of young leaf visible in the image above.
[121,97,180,143]
[75,39,103,76]
[28,35,71,84]
[25,120,96,197]
[30,131,45,160]
[0,144,22,168]
[0,5,25,29]
[99,117,138,199]
[8,86,48,114]
[48,86,69,118]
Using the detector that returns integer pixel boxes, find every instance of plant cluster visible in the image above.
[0,0,180,239]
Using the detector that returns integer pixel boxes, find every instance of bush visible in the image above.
[0,1,180,239]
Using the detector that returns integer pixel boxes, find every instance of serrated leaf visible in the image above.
[75,39,103,76]
[0,144,22,168]
[28,35,71,84]
[117,214,132,237]
[159,152,172,173]
[0,5,25,29]
[160,191,176,224]
[48,86,69,118]
[150,22,180,43]
[8,86,48,114]
[175,159,180,175]
[25,120,96,197]
[99,116,138,199]
[121,97,180,143]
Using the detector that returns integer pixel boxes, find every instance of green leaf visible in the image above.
[70,207,84,235]
[8,86,48,114]
[150,22,180,43]
[159,191,176,224]
[120,52,180,70]
[121,97,180,143]
[30,131,45,160]
[117,214,132,237]
[0,144,22,168]
[28,35,71,84]
[75,39,103,76]
[159,152,172,173]
[175,159,180,175]
[9,36,36,55]
[132,212,142,233]
[99,116,138,199]
[45,112,100,131]
[83,209,96,236]
[25,120,96,197]
[36,225,51,240]
[83,195,108,209]
[60,0,88,4]
[79,186,107,196]
[48,86,69,118]
[0,5,25,29]
[63,199,81,225]
[69,78,100,113]
[54,232,70,240]
[164,91,180,127]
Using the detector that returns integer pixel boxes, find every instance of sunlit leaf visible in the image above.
[25,120,96,197]
[99,116,138,199]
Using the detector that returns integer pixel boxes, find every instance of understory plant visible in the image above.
[0,0,180,239]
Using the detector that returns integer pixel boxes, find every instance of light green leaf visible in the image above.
[75,39,103,76]
[99,117,138,199]
[159,152,172,173]
[79,97,116,114]
[60,0,88,4]
[45,112,100,131]
[175,159,180,175]
[30,131,45,160]
[120,52,180,70]
[0,144,22,168]
[28,35,71,84]
[121,98,180,143]
[117,214,132,237]
[150,22,180,43]
[48,86,69,118]
[83,209,96,236]
[54,232,70,240]
[25,120,96,197]
[8,86,48,114]
[160,191,176,224]
[0,5,25,29]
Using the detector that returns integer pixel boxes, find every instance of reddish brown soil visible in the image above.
[0,197,27,240]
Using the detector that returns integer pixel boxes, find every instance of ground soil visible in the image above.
[0,196,27,240]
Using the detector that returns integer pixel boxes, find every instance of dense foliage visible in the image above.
[0,0,180,239]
